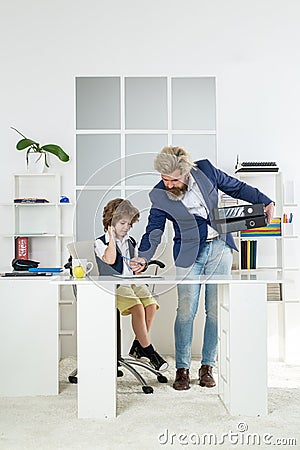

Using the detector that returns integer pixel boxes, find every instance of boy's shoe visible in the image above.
[129,341,168,371]
[128,340,150,362]
[148,351,169,372]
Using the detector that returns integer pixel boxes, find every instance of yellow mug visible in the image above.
[72,259,93,278]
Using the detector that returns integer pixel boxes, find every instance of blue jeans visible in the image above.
[175,238,233,369]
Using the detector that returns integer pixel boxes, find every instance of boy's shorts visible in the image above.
[116,284,159,316]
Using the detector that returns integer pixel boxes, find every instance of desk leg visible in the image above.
[77,283,116,419]
[218,283,267,416]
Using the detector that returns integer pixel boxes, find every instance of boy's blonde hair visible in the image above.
[102,198,140,231]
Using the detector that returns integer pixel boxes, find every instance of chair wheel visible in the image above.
[68,376,78,384]
[157,374,168,383]
[142,386,154,394]
[117,369,124,377]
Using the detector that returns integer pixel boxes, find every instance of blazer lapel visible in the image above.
[191,167,218,217]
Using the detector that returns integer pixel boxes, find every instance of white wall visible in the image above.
[1,0,300,357]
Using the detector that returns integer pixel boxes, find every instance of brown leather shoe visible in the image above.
[198,365,216,388]
[173,368,190,391]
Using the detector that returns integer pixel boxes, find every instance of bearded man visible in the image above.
[131,146,274,391]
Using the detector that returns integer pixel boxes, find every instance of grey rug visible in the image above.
[0,357,299,449]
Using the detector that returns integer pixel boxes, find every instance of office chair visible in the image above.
[66,241,168,394]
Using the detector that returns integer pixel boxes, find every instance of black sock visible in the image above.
[141,344,155,355]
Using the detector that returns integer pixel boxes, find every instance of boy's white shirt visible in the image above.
[94,231,138,275]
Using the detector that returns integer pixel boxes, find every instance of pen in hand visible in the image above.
[122,256,143,266]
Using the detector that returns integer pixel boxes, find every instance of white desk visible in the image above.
[0,278,59,396]
[54,272,283,419]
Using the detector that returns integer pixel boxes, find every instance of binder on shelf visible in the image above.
[246,240,251,269]
[252,240,257,269]
[241,240,257,270]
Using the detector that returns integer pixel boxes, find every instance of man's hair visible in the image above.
[102,198,140,231]
[154,146,196,176]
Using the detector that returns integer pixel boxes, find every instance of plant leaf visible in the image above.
[16,138,38,150]
[41,144,70,162]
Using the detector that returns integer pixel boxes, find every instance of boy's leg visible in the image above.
[131,284,159,333]
[144,304,157,332]
[130,304,150,348]
[129,287,168,371]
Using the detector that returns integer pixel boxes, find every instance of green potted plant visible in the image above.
[11,127,70,170]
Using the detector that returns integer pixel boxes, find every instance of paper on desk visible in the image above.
[112,274,162,278]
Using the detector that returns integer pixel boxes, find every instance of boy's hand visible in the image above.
[107,226,116,241]
[129,257,146,273]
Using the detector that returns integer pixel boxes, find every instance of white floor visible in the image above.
[0,357,299,450]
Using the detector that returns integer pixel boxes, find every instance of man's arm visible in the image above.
[138,206,167,263]
[213,165,273,206]
[206,161,275,223]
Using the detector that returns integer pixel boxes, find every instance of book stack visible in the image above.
[241,240,257,269]
[267,283,282,301]
[241,218,281,237]
[219,193,239,206]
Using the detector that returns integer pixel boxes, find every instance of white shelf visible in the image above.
[13,173,57,177]
[59,330,75,336]
[240,236,282,240]
[235,171,281,177]
[1,202,73,207]
[59,299,75,305]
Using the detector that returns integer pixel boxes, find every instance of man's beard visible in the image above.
[165,183,188,201]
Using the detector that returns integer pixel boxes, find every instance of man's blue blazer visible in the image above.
[138,159,273,268]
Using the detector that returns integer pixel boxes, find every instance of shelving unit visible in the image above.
[0,173,73,267]
[0,173,76,358]
[227,171,299,363]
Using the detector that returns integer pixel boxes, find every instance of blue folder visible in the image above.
[28,268,63,273]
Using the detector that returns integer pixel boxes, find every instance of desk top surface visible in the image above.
[52,271,285,285]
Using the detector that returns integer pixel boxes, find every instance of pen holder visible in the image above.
[283,223,293,236]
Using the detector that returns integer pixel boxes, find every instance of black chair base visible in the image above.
[68,359,168,393]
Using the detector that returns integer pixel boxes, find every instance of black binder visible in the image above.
[213,203,267,233]
[214,203,265,222]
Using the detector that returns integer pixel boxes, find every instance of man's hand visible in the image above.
[265,202,275,224]
[129,257,147,274]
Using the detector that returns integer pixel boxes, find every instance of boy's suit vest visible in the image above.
[95,234,136,275]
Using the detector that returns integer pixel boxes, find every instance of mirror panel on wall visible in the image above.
[172,77,216,130]
[75,76,217,241]
[171,134,216,162]
[76,189,122,240]
[76,77,120,129]
[76,134,121,187]
[125,77,168,130]
[125,134,167,186]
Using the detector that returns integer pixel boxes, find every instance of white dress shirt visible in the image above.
[181,174,219,240]
[94,232,138,275]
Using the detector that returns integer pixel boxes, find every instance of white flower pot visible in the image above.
[27,152,46,174]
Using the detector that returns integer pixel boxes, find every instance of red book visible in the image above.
[15,237,29,260]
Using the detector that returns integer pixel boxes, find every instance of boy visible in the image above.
[94,198,168,371]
